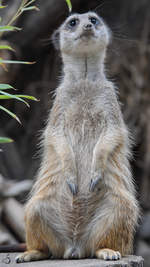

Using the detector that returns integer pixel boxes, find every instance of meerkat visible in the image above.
[16,12,139,263]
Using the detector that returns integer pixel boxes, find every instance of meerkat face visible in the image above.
[52,12,110,55]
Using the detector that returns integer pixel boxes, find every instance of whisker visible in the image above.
[39,37,59,47]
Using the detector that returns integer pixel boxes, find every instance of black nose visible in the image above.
[83,23,93,30]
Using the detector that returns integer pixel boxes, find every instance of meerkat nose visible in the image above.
[83,23,93,31]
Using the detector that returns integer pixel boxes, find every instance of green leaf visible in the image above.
[65,0,72,12]
[0,95,11,99]
[0,83,14,90]
[0,25,21,32]
[0,44,15,51]
[22,6,40,12]
[0,137,13,143]
[0,5,7,9]
[0,105,21,123]
[0,94,38,101]
[0,91,30,107]
[14,94,39,101]
[0,59,35,65]
[24,0,36,6]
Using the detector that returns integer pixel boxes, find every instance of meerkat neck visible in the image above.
[62,52,106,82]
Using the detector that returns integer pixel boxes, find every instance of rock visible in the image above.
[136,240,150,267]
[0,223,18,245]
[3,180,32,198]
[136,240,150,255]
[0,254,144,267]
[2,198,25,242]
[139,212,150,240]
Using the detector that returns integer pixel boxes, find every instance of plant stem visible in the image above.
[0,0,36,38]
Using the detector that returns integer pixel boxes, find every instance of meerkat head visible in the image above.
[52,12,111,56]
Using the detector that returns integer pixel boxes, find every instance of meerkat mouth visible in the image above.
[75,32,98,41]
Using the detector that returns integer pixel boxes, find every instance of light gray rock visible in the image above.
[0,223,18,245]
[139,212,150,240]
[0,254,144,267]
[136,240,150,267]
[136,240,150,255]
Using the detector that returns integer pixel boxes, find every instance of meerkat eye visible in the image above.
[68,18,78,27]
[90,17,99,25]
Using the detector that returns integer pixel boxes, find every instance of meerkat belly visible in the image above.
[64,101,104,189]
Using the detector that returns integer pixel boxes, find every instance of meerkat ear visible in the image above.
[52,29,60,50]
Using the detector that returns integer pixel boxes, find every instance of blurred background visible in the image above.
[0,0,150,265]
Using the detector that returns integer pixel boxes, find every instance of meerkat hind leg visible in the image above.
[15,250,50,263]
[95,248,121,261]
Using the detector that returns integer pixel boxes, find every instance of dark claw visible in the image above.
[89,175,102,192]
[16,257,23,263]
[71,248,79,259]
[67,181,78,195]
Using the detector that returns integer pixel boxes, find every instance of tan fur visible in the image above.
[16,12,139,263]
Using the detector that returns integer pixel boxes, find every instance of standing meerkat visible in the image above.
[16,12,139,263]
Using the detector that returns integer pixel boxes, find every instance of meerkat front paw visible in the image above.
[66,179,78,195]
[89,171,102,192]
[95,248,121,261]
[15,250,50,263]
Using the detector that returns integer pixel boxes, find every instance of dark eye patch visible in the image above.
[68,18,79,28]
[90,17,100,25]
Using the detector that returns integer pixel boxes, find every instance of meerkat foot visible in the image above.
[15,250,50,263]
[64,247,80,259]
[89,174,102,192]
[95,248,121,261]
[67,180,78,195]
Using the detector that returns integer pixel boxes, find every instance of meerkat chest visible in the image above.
[63,91,106,143]
[65,99,100,127]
